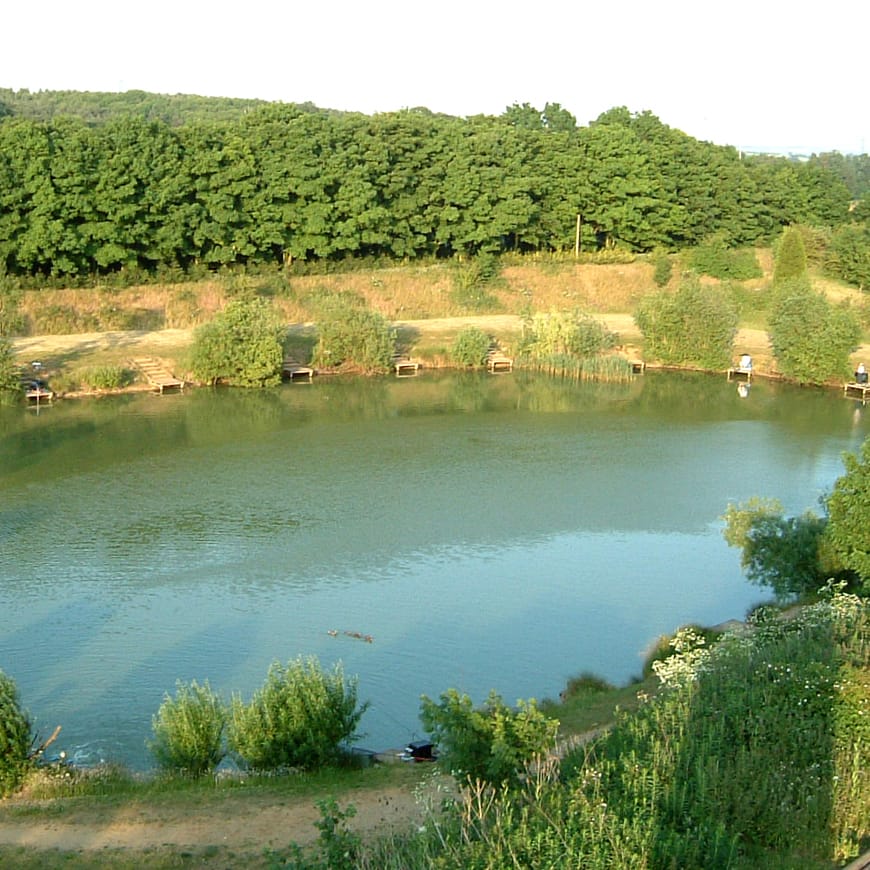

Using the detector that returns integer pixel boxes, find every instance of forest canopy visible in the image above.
[0,91,864,279]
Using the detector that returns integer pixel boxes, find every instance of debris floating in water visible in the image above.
[327,629,373,643]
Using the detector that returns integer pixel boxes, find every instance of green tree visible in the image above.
[190,296,284,387]
[419,688,558,786]
[0,336,20,403]
[634,277,738,369]
[773,225,808,284]
[722,498,833,598]
[826,223,870,291]
[228,657,368,772]
[0,669,32,797]
[769,280,860,384]
[825,438,870,593]
[147,680,227,777]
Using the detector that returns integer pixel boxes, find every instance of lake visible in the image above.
[1,370,867,769]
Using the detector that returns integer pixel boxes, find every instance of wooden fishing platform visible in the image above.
[282,359,314,382]
[629,360,645,374]
[844,381,870,402]
[130,357,184,393]
[486,350,514,373]
[22,381,54,403]
[727,366,753,381]
[392,354,422,377]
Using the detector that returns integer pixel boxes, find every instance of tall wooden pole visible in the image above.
[575,214,582,257]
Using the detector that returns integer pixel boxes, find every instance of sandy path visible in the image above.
[0,780,433,859]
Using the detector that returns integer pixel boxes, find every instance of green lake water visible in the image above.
[1,370,867,768]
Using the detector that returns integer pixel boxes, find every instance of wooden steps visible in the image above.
[130,357,184,393]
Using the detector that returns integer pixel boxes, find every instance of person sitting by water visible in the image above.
[739,353,752,372]
[856,363,868,384]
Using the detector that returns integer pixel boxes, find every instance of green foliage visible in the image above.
[311,298,396,373]
[190,296,284,387]
[634,277,738,368]
[773,225,809,284]
[74,365,131,390]
[0,336,20,399]
[769,280,860,384]
[270,798,362,870]
[522,309,617,360]
[228,657,368,772]
[0,669,32,797]
[826,438,870,593]
[147,680,227,777]
[686,236,763,280]
[826,223,870,290]
[449,326,492,367]
[722,498,834,598]
[419,688,558,786]
[651,249,673,286]
[450,254,503,312]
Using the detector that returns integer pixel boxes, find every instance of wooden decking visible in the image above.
[282,359,314,382]
[486,349,514,373]
[727,367,753,381]
[130,357,184,393]
[844,381,870,402]
[392,354,422,377]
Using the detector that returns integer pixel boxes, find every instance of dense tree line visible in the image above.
[0,98,858,279]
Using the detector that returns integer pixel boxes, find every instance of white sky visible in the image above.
[3,1,867,155]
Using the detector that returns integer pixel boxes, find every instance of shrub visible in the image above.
[773,225,808,284]
[419,688,559,786]
[686,235,762,280]
[450,254,503,312]
[190,296,284,387]
[0,337,20,401]
[826,223,870,291]
[651,249,673,287]
[228,657,368,772]
[769,279,860,384]
[0,669,33,796]
[450,326,492,367]
[522,309,617,361]
[634,277,738,369]
[312,299,396,373]
[147,680,227,777]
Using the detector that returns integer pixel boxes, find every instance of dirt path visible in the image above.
[0,777,437,863]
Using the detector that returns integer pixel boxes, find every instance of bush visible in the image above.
[826,223,870,291]
[769,279,860,384]
[634,277,738,369]
[228,657,368,772]
[450,254,503,312]
[190,296,284,387]
[0,337,20,401]
[686,236,762,280]
[147,680,227,777]
[522,309,617,361]
[419,688,558,786]
[312,299,396,373]
[449,326,492,367]
[773,225,808,284]
[0,669,33,796]
[651,249,673,287]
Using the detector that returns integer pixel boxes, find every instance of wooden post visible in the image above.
[575,214,581,257]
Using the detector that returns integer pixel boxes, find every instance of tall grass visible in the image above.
[346,593,869,868]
